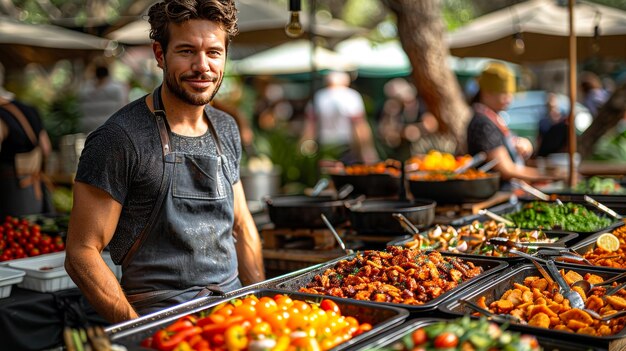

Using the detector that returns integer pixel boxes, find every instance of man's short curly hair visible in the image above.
[148,0,239,53]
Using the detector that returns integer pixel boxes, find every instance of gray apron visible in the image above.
[122,87,240,315]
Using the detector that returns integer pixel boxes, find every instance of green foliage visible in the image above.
[253,128,341,192]
[43,92,82,148]
[592,129,626,161]
[343,0,385,27]
[443,0,476,30]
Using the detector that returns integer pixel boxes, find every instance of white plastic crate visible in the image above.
[0,266,25,298]
[7,252,76,292]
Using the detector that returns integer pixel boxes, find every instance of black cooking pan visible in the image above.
[331,173,401,198]
[346,199,436,235]
[408,172,500,204]
[265,194,355,228]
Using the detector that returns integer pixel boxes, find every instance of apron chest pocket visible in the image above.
[172,154,227,200]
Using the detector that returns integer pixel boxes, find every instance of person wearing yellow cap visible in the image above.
[467,62,562,184]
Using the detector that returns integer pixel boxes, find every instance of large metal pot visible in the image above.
[265,195,353,228]
[347,199,436,235]
[408,172,500,204]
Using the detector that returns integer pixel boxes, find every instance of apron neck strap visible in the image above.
[151,85,224,156]
[152,86,171,156]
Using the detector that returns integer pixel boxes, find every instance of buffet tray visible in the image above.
[349,317,605,351]
[439,263,626,346]
[0,266,25,299]
[274,252,508,313]
[105,257,336,336]
[387,229,578,263]
[109,288,410,351]
[532,225,626,273]
[485,200,623,239]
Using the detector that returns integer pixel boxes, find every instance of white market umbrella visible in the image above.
[107,0,362,58]
[0,16,112,68]
[335,37,519,78]
[231,39,355,75]
[446,0,626,62]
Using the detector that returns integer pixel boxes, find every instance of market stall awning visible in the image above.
[0,16,112,68]
[231,39,356,76]
[106,0,363,59]
[446,0,626,62]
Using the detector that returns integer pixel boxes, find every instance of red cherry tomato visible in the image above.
[412,328,427,345]
[320,299,340,313]
[433,332,458,348]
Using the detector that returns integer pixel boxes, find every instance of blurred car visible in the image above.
[501,90,593,144]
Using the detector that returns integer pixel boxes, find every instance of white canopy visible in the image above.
[447,0,626,62]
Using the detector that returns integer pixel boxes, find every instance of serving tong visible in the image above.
[584,195,623,220]
[511,178,563,205]
[486,237,564,249]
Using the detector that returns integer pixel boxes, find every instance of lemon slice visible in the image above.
[596,233,620,252]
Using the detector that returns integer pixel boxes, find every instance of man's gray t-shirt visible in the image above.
[75,97,241,264]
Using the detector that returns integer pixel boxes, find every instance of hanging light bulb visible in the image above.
[512,32,525,55]
[285,0,304,38]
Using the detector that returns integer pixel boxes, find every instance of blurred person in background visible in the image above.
[580,71,609,118]
[301,71,378,164]
[78,62,128,134]
[467,62,562,184]
[535,92,568,157]
[0,61,53,218]
[65,0,264,323]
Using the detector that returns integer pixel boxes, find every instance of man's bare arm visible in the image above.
[232,182,265,285]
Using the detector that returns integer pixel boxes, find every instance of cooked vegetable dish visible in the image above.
[382,316,540,351]
[477,269,626,336]
[582,226,626,269]
[403,220,557,257]
[503,201,613,232]
[299,247,483,305]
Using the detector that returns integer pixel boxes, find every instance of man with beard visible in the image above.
[65,0,264,323]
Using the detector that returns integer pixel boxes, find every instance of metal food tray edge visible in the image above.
[439,262,626,346]
[274,251,508,313]
[108,288,410,351]
[104,255,352,336]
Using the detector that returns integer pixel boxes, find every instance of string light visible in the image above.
[285,0,304,38]
[512,32,525,55]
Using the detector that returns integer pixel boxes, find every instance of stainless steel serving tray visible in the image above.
[108,288,409,351]
[387,228,578,263]
[440,263,626,346]
[349,317,605,351]
[485,200,622,239]
[534,224,626,273]
[104,258,341,336]
[275,251,508,313]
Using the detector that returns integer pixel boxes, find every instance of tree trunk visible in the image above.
[387,0,471,153]
[578,82,626,158]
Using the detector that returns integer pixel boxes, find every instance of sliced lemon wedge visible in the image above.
[596,232,620,252]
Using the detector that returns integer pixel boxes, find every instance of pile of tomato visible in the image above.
[141,294,373,351]
[0,216,65,262]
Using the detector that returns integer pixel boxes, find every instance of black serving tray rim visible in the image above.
[349,317,607,351]
[439,262,626,344]
[274,251,508,312]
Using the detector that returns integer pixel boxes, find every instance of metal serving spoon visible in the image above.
[571,271,626,296]
[320,214,353,255]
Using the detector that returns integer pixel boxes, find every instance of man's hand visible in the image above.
[514,136,534,160]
